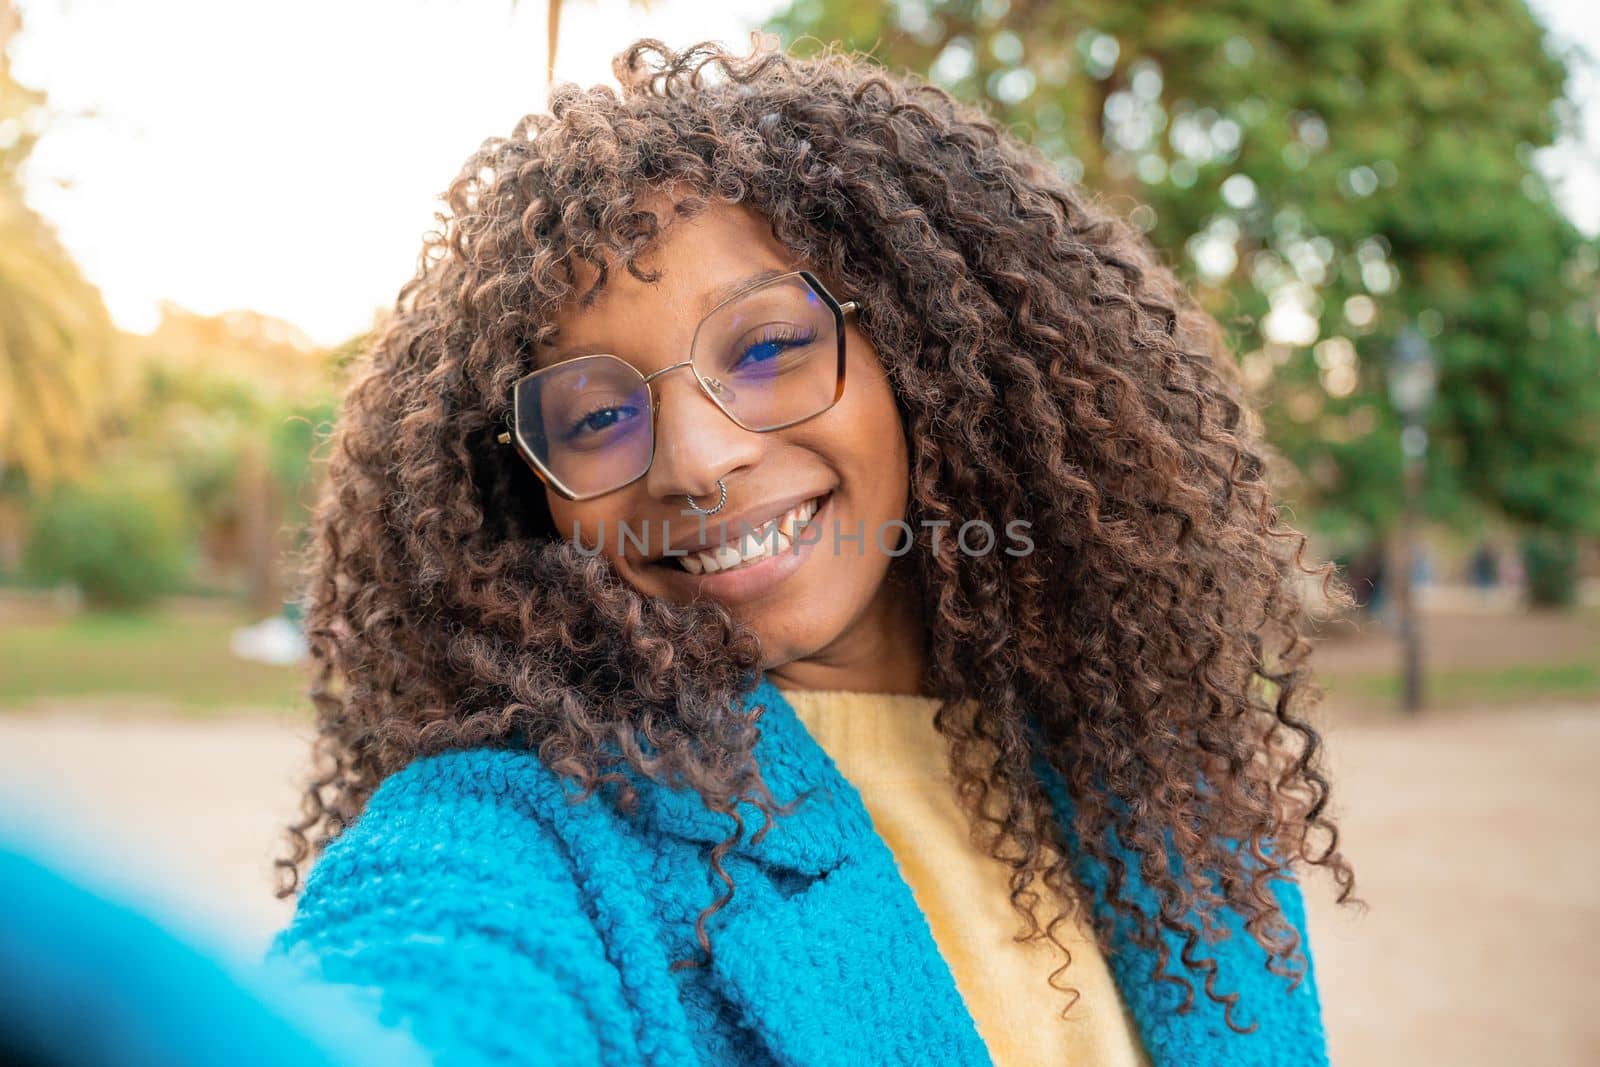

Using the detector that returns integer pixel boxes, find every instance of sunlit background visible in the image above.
[2,1,1598,1064]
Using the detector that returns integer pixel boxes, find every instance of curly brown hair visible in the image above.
[278,34,1360,1033]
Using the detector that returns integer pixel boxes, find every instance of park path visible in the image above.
[1,701,1597,1066]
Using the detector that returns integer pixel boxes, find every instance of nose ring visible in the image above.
[684,479,727,516]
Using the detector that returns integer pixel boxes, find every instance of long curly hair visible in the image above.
[278,35,1360,1031]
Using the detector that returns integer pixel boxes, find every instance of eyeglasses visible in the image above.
[496,269,859,501]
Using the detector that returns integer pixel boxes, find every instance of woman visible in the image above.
[269,36,1359,1067]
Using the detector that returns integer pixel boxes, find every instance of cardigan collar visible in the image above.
[630,675,871,877]
[624,674,1327,1067]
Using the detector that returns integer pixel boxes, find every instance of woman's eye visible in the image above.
[563,404,638,441]
[734,327,816,369]
[738,340,787,366]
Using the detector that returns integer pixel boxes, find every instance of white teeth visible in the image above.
[676,494,824,574]
[737,521,776,556]
[779,496,820,541]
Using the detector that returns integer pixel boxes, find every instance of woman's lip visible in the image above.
[652,491,834,606]
[657,488,830,560]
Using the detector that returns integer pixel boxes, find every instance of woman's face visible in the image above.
[536,196,919,684]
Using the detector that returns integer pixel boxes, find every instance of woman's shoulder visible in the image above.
[290,746,584,907]
[357,745,567,818]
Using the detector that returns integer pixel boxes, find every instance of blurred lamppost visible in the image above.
[1388,327,1437,714]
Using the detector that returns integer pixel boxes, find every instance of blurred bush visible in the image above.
[1520,530,1579,608]
[21,465,191,609]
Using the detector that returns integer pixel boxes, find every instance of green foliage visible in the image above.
[1519,528,1580,607]
[21,465,192,609]
[769,0,1600,546]
[94,314,345,588]
[268,397,337,506]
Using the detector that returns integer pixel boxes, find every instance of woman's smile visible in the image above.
[645,490,833,606]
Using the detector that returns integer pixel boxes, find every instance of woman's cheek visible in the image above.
[546,499,607,554]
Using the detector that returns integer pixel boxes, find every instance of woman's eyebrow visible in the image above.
[699,267,790,313]
[535,266,796,368]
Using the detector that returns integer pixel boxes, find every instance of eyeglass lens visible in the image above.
[514,273,842,498]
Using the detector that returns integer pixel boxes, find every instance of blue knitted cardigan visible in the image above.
[268,675,1328,1066]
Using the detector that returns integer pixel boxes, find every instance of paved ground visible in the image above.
[1301,702,1599,1065]
[1,701,1597,1065]
[0,706,307,947]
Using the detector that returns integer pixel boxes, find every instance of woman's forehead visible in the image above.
[537,201,803,353]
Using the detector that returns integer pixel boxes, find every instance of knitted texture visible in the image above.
[269,676,1329,1066]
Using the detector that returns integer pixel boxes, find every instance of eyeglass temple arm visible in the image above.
[496,295,861,446]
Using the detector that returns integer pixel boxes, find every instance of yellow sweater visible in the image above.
[779,687,1152,1067]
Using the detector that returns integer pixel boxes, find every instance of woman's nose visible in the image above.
[643,370,762,502]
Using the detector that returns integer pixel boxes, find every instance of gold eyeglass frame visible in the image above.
[495,269,860,501]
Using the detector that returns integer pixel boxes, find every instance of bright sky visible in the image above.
[10,0,1599,348]
[11,0,787,345]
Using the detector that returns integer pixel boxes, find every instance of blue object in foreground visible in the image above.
[0,833,426,1067]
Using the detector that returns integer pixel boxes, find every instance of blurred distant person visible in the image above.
[1469,542,1499,590]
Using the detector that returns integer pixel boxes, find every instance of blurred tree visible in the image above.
[0,4,344,609]
[110,304,341,609]
[769,0,1600,555]
[0,2,116,491]
[22,462,190,609]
